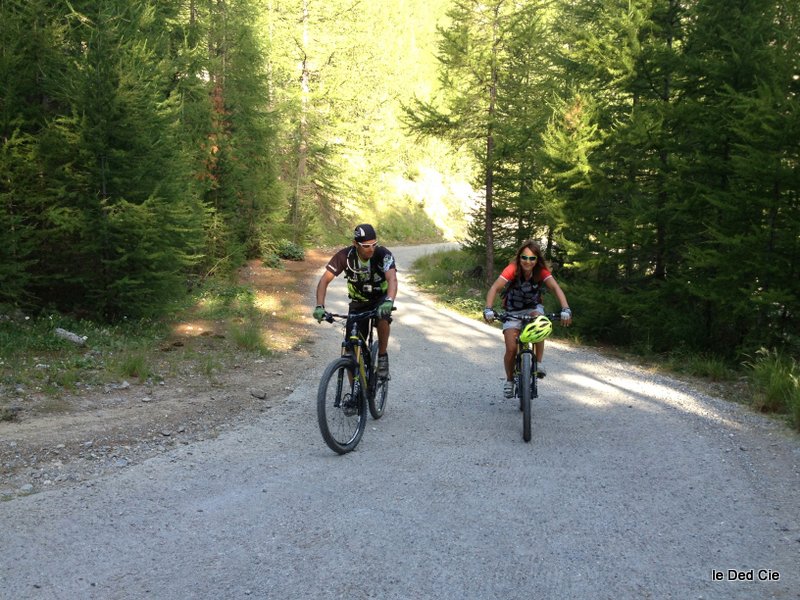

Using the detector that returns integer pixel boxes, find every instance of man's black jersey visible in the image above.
[325,246,397,303]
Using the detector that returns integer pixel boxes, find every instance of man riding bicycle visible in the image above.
[313,223,398,379]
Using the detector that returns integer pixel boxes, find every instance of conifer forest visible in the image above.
[1,0,798,362]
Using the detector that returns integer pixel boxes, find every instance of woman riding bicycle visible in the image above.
[483,240,572,398]
[313,223,398,379]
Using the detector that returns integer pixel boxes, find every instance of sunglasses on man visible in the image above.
[357,241,378,249]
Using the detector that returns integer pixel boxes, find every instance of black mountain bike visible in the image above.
[494,311,561,443]
[316,308,391,454]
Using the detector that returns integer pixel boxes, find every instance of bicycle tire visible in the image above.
[520,353,532,442]
[368,341,388,419]
[317,357,367,454]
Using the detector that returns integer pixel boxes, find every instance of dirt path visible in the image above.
[1,251,330,497]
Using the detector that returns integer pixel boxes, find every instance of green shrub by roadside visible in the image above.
[746,349,800,430]
[260,238,305,267]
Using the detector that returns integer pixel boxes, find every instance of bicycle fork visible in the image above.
[339,339,369,406]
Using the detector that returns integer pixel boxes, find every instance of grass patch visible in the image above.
[112,348,154,381]
[230,321,270,354]
[0,314,164,397]
[412,248,486,314]
[0,261,306,406]
[198,353,221,380]
[664,350,736,382]
[196,283,259,320]
[746,349,800,430]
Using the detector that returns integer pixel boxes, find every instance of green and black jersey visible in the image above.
[325,246,397,303]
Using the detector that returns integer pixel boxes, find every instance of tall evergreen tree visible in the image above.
[25,0,205,318]
[405,0,536,281]
[542,0,694,347]
[675,0,800,353]
[0,0,59,306]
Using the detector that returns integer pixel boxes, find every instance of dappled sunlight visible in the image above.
[388,166,478,241]
[254,291,281,314]
[557,355,745,430]
[397,299,498,353]
[172,320,219,338]
[560,373,629,410]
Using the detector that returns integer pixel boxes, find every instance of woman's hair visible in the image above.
[514,240,548,277]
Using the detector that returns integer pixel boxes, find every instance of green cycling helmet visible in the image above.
[519,315,553,343]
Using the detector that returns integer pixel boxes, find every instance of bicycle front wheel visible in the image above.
[368,341,388,419]
[317,357,367,454]
[520,353,532,442]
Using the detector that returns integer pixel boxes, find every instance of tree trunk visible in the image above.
[292,0,310,244]
[484,5,500,283]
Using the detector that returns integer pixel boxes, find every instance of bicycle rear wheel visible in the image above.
[368,341,388,419]
[520,353,532,442]
[317,357,367,454]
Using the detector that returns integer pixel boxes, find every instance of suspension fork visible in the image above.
[343,332,369,397]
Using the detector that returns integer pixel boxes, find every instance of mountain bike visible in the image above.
[492,311,561,443]
[316,308,391,454]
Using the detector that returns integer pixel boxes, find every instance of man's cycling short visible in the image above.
[348,299,392,340]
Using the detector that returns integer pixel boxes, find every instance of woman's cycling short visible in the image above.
[501,305,544,331]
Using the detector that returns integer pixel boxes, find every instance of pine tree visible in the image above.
[541,0,692,348]
[676,0,800,352]
[25,0,206,318]
[0,0,57,306]
[405,0,536,281]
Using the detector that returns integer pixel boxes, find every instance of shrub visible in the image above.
[276,239,305,261]
[746,348,800,429]
[262,253,283,269]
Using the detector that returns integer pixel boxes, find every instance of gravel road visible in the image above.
[1,243,799,600]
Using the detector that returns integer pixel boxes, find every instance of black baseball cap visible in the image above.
[353,223,377,242]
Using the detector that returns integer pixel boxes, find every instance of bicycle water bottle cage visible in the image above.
[519,315,553,343]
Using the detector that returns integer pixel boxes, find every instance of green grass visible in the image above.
[664,350,736,382]
[412,248,486,314]
[196,283,259,320]
[746,349,800,430]
[0,314,164,396]
[230,321,270,354]
[112,348,155,381]
[0,275,284,406]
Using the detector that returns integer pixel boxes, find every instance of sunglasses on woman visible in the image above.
[520,255,538,262]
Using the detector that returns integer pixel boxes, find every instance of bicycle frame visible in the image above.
[317,307,392,454]
[494,310,562,442]
[338,311,377,402]
[499,311,561,382]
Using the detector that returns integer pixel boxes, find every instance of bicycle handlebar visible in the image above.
[492,310,562,322]
[322,306,396,324]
